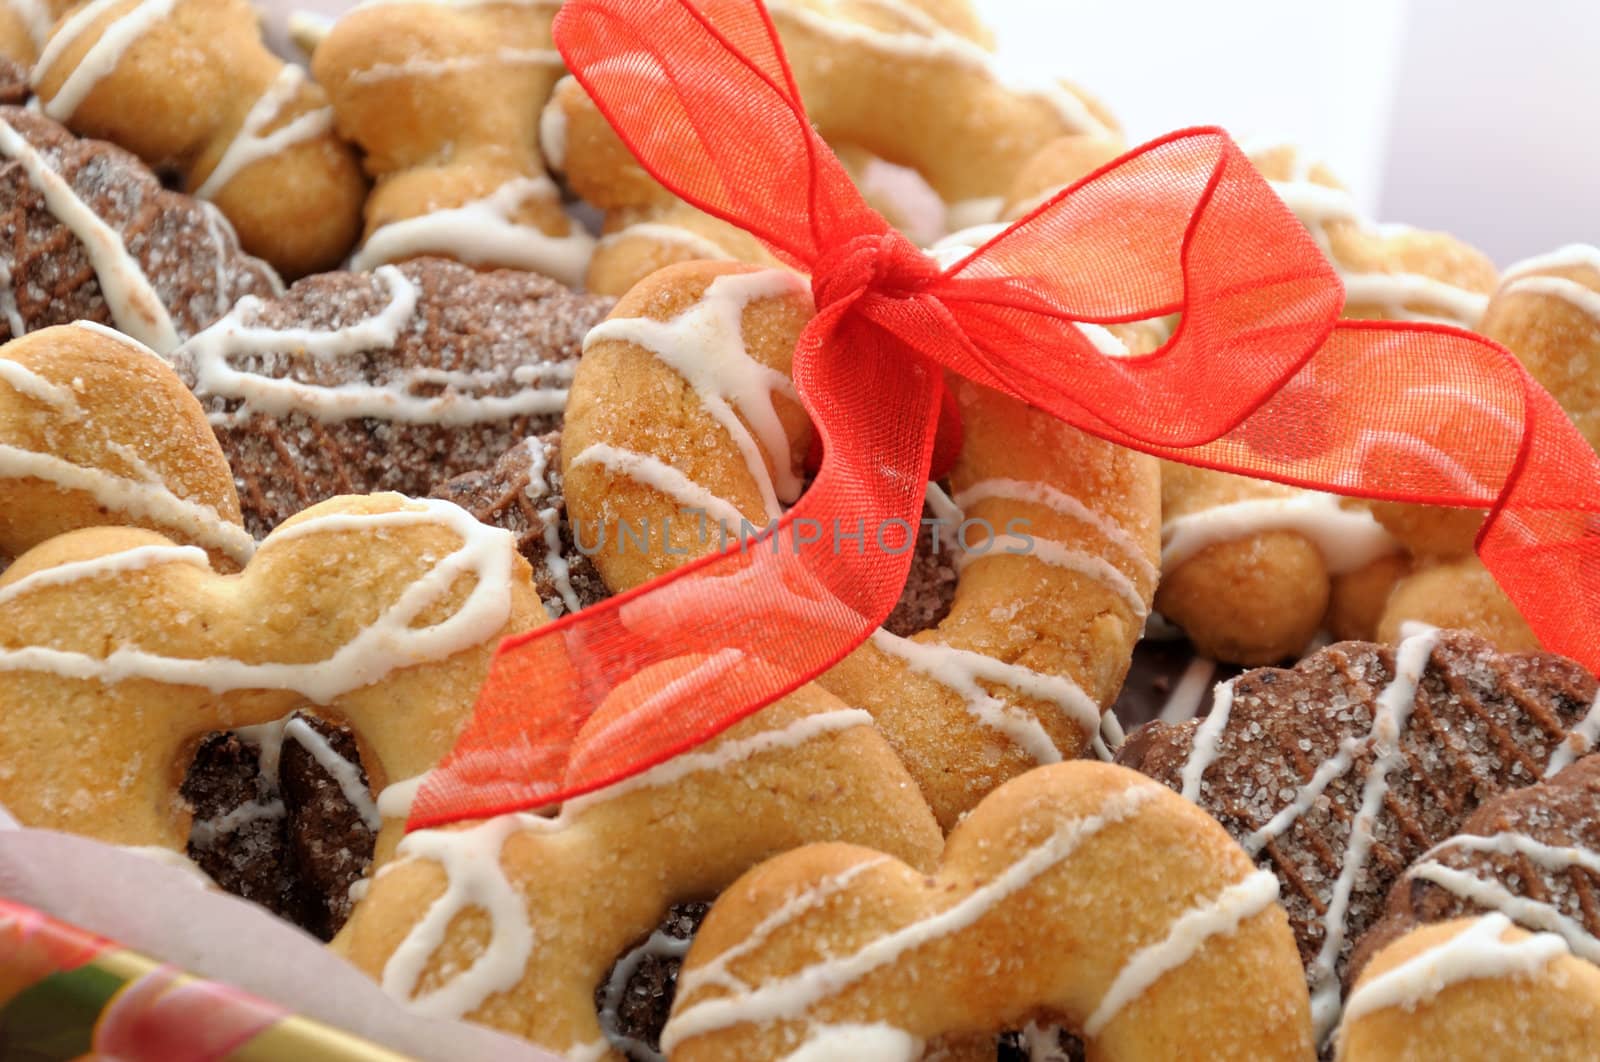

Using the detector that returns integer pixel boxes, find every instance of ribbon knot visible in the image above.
[809,229,941,317]
[408,0,1600,830]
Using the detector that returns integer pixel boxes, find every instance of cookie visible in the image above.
[562,260,1160,828]
[32,0,366,277]
[0,493,548,887]
[312,0,592,286]
[170,256,613,539]
[1336,916,1600,1061]
[335,667,944,1059]
[430,430,608,621]
[1352,754,1600,984]
[1369,246,1600,648]
[1116,628,1599,1042]
[0,322,249,572]
[664,762,1312,1061]
[0,105,279,353]
[182,711,376,941]
[544,0,1118,294]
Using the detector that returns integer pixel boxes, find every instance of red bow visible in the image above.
[408,0,1600,829]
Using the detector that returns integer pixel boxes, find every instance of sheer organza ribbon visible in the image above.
[408,0,1600,829]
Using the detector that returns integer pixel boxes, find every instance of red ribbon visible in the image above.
[408,0,1600,829]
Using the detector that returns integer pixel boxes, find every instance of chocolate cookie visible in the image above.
[183,712,377,940]
[1351,752,1600,986]
[172,256,613,538]
[1116,628,1597,1040]
[0,105,278,353]
[431,431,607,620]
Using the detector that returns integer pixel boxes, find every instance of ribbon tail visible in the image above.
[408,312,942,828]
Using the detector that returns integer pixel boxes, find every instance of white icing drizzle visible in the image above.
[515,437,582,617]
[1405,863,1600,966]
[36,0,180,123]
[0,544,207,608]
[381,708,875,1019]
[953,478,1154,584]
[1546,690,1600,777]
[662,784,1160,1051]
[597,223,739,263]
[1161,492,1399,575]
[286,9,333,54]
[381,812,538,1019]
[959,533,1148,620]
[764,0,1109,139]
[778,1024,922,1061]
[1306,627,1443,1041]
[348,47,563,86]
[349,177,593,289]
[922,479,964,531]
[1240,734,1365,858]
[1341,913,1568,1024]
[927,221,1009,270]
[189,798,284,848]
[0,443,254,563]
[194,66,334,201]
[0,118,180,353]
[1094,707,1125,763]
[1501,275,1600,323]
[0,356,76,408]
[1404,831,1600,963]
[680,858,889,1000]
[375,770,431,819]
[1503,244,1600,280]
[0,500,513,703]
[585,269,808,518]
[1083,869,1280,1035]
[596,926,692,1062]
[180,265,568,426]
[869,629,1099,764]
[232,715,381,830]
[1420,831,1600,884]
[1254,146,1489,327]
[0,262,25,336]
[569,442,750,534]
[1159,656,1217,724]
[1178,678,1236,801]
[1019,1021,1075,1062]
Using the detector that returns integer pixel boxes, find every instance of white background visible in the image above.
[983,0,1599,264]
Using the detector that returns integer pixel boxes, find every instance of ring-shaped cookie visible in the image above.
[334,662,944,1058]
[562,260,1159,828]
